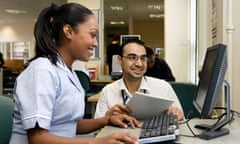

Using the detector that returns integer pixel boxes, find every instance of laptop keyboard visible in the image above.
[139,113,179,143]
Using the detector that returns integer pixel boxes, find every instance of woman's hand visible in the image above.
[108,114,141,129]
[106,104,132,116]
[94,133,139,144]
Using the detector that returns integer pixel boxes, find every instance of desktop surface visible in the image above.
[96,117,240,144]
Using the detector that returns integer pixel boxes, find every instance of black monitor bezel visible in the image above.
[193,43,227,118]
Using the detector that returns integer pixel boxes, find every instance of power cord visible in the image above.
[213,107,240,124]
[214,106,240,118]
[179,111,194,125]
[179,111,199,138]
[180,108,240,138]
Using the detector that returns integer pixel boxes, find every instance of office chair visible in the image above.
[75,70,90,92]
[169,82,200,118]
[75,70,95,97]
[0,96,14,144]
[75,70,96,118]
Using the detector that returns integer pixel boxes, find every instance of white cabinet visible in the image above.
[0,41,31,62]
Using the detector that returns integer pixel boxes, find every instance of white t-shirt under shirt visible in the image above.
[95,76,183,118]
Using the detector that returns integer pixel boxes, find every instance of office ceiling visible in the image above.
[104,0,164,27]
[0,0,66,23]
[0,0,164,26]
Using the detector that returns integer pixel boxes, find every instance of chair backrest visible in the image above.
[169,82,200,118]
[0,96,13,144]
[75,70,90,92]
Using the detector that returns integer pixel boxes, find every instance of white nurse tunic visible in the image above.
[10,57,85,144]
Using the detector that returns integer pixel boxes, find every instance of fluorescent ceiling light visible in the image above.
[5,9,27,14]
[110,21,125,25]
[149,14,164,18]
[110,6,123,11]
[148,4,161,10]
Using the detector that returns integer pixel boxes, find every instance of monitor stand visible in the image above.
[195,80,231,140]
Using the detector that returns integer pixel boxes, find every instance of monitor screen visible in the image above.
[120,35,141,45]
[193,44,227,118]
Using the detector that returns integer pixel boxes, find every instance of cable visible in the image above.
[185,118,198,137]
[214,106,240,117]
[179,111,194,125]
[209,112,227,130]
[179,111,199,137]
[180,107,240,138]
[179,118,199,138]
[214,106,240,124]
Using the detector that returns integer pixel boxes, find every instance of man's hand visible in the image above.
[167,106,184,120]
[108,114,141,129]
[106,104,131,116]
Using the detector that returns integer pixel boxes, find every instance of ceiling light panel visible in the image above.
[149,14,164,18]
[110,21,125,25]
[110,6,123,11]
[147,4,161,10]
[5,9,27,14]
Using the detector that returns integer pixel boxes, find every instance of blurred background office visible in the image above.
[106,35,120,75]
[0,0,239,112]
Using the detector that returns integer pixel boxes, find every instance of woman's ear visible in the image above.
[63,24,74,40]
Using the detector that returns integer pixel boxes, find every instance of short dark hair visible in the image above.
[33,3,93,64]
[119,39,146,56]
[146,46,154,57]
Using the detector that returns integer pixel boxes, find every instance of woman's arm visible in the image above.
[76,117,109,134]
[28,125,139,144]
[28,125,94,144]
[77,114,141,134]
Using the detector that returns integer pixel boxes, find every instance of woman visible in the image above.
[10,3,140,144]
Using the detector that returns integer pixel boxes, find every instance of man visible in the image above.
[145,46,175,81]
[95,40,184,120]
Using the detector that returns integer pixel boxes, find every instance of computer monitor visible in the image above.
[120,35,141,45]
[193,43,231,140]
[111,55,122,80]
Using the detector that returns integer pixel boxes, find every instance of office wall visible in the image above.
[232,0,240,111]
[165,0,189,82]
[0,22,35,58]
[0,23,34,42]
[104,19,164,60]
[68,0,101,9]
[198,0,240,111]
[198,0,211,67]
[133,20,164,54]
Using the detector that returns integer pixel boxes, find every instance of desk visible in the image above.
[87,92,100,103]
[85,92,101,118]
[85,80,112,118]
[88,80,113,98]
[96,117,240,143]
[86,80,112,103]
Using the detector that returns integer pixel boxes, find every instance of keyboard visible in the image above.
[139,113,180,144]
